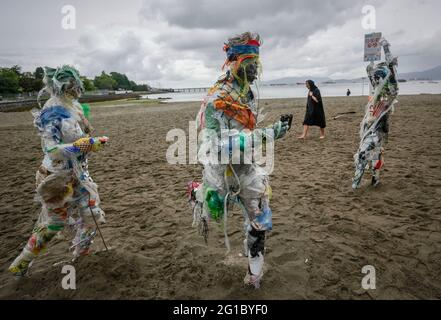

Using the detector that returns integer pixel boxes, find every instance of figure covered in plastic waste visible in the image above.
[9,66,109,276]
[187,32,292,288]
[352,38,399,189]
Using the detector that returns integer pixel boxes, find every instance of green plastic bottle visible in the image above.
[81,103,91,120]
[205,189,224,221]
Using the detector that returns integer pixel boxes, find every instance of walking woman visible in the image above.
[298,80,326,139]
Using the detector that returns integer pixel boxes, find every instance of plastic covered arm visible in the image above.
[62,136,109,155]
[242,120,289,148]
[45,135,109,159]
[366,62,376,88]
[218,120,289,155]
[380,39,399,97]
[380,38,398,66]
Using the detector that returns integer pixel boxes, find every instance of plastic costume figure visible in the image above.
[188,32,291,288]
[352,39,399,189]
[9,66,109,276]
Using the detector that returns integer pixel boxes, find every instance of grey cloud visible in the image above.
[142,0,382,74]
[75,32,163,81]
[140,0,380,39]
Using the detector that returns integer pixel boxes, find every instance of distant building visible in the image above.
[114,89,133,94]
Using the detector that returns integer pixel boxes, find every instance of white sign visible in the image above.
[364,32,382,62]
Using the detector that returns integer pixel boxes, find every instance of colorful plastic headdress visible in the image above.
[38,65,84,107]
[222,32,262,95]
[224,32,261,62]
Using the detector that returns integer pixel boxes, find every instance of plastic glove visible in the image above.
[73,136,109,153]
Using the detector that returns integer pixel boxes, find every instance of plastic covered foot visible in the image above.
[243,270,263,289]
[8,253,34,277]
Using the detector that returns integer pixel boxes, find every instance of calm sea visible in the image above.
[145,81,441,103]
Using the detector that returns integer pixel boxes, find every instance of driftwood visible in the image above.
[333,111,356,120]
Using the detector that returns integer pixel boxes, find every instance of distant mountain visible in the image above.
[262,76,332,85]
[263,65,441,85]
[399,65,441,80]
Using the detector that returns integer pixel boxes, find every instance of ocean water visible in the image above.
[145,81,441,103]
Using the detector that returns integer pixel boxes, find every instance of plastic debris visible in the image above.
[188,32,292,289]
[352,38,399,189]
[8,66,109,277]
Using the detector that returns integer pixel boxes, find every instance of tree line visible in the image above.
[0,65,151,95]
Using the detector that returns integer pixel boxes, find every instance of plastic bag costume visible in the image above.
[352,39,399,189]
[8,66,108,276]
[188,33,290,288]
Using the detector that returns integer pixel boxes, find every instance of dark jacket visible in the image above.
[303,86,326,128]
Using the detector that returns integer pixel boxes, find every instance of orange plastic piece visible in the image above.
[213,95,256,129]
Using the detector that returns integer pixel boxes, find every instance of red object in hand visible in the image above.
[187,181,201,202]
[99,137,109,144]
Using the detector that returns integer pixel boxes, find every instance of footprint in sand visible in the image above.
[272,251,298,265]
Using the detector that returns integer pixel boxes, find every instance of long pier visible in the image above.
[172,87,209,93]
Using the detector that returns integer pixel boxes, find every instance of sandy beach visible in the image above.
[0,94,440,300]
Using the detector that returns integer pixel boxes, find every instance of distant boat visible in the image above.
[398,79,407,83]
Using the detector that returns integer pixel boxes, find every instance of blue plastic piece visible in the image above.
[38,106,71,128]
[255,206,272,231]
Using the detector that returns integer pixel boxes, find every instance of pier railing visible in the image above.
[171,87,209,93]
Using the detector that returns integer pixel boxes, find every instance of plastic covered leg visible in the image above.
[244,227,265,288]
[9,206,67,276]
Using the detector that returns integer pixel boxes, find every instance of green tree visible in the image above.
[110,72,131,90]
[10,65,22,76]
[0,68,20,94]
[19,72,36,93]
[93,71,117,90]
[17,71,43,93]
[33,78,43,92]
[132,83,151,91]
[81,76,96,92]
[129,80,137,90]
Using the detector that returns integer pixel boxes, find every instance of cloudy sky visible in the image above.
[1,0,440,87]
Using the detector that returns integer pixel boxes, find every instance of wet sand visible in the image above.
[0,94,440,299]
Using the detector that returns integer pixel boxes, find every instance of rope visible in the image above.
[89,193,108,251]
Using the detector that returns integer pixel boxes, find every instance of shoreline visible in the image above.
[2,93,441,113]
[152,92,441,104]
